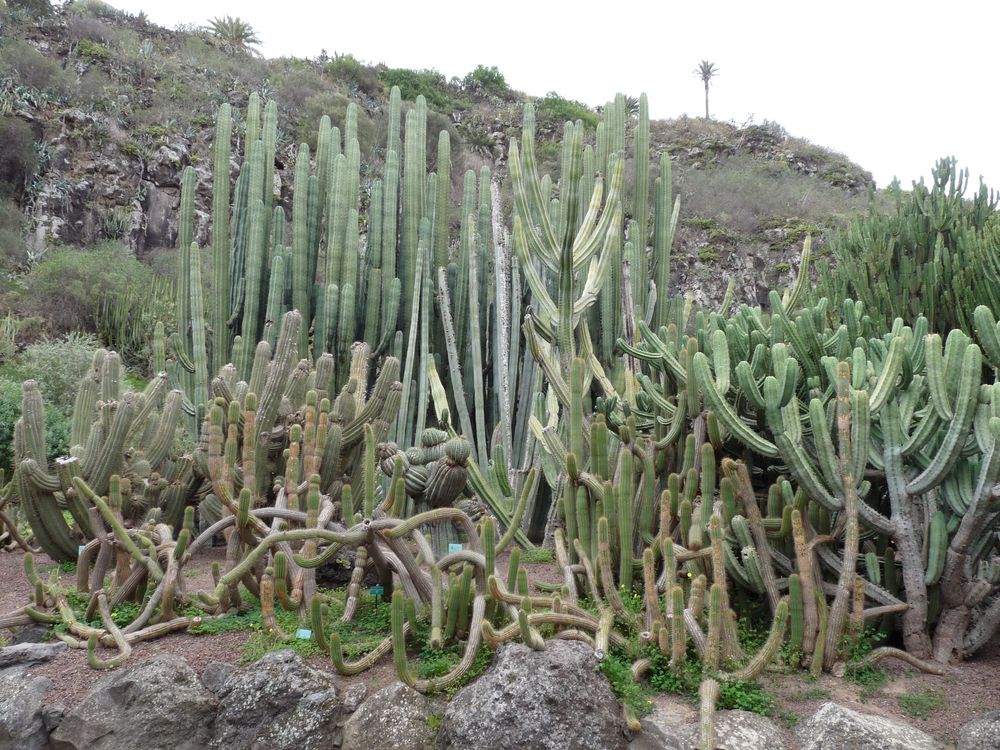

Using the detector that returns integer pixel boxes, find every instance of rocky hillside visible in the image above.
[1,0,875,315]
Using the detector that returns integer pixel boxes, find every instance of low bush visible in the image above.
[7,0,54,18]
[536,92,598,130]
[296,91,376,154]
[380,67,455,111]
[677,154,864,234]
[0,200,27,274]
[5,331,101,413]
[325,54,382,98]
[66,14,115,44]
[0,39,68,94]
[67,0,126,20]
[0,377,71,474]
[16,241,159,335]
[0,116,38,200]
[463,65,508,98]
[76,39,111,62]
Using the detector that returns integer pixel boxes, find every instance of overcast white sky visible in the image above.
[109,0,999,191]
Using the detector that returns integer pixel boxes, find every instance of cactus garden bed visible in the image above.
[1,89,999,750]
[1,547,996,746]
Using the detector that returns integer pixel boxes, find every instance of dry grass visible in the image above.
[676,155,867,234]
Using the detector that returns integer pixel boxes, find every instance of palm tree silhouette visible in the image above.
[695,61,719,119]
[206,16,263,57]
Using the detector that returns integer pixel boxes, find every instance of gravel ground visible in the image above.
[0,546,996,745]
[762,636,1000,747]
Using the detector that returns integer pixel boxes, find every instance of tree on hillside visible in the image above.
[206,16,262,57]
[695,60,718,119]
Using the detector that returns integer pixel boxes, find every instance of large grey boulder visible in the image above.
[8,625,51,645]
[0,671,58,750]
[435,640,629,750]
[211,649,342,750]
[343,682,440,750]
[0,641,67,670]
[49,654,217,750]
[676,710,789,749]
[959,711,1000,750]
[795,702,944,750]
[629,698,692,750]
[630,720,684,750]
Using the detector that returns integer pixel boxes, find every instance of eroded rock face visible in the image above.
[435,640,629,750]
[795,702,944,750]
[0,672,58,750]
[210,649,342,750]
[959,710,1000,750]
[49,654,217,750]
[343,682,440,750]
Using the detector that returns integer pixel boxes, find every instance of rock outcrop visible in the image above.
[795,702,944,750]
[435,640,629,750]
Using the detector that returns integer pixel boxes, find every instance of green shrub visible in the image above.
[325,54,382,97]
[718,680,775,715]
[463,65,508,97]
[598,650,653,718]
[0,315,17,364]
[379,68,454,110]
[677,154,863,234]
[0,40,67,93]
[0,378,70,474]
[842,627,889,701]
[681,216,717,230]
[296,91,376,154]
[67,0,121,18]
[0,116,39,200]
[536,92,598,130]
[76,39,111,62]
[7,0,54,18]
[8,331,100,413]
[520,547,554,564]
[0,200,26,273]
[118,142,141,158]
[17,242,158,335]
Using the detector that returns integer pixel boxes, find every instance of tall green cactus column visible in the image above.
[211,103,233,374]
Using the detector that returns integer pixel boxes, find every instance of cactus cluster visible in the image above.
[618,280,1000,663]
[162,89,681,543]
[818,156,1000,335]
[11,346,195,562]
[2,87,998,747]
